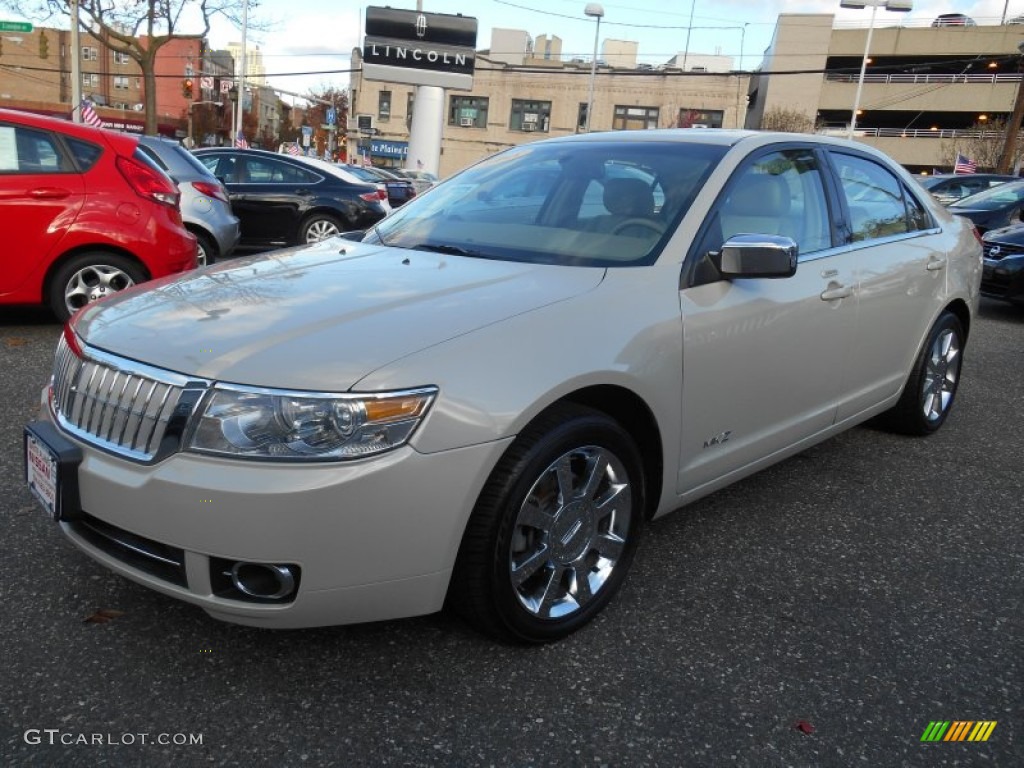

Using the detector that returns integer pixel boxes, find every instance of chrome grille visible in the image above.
[52,333,206,462]
[983,240,1024,261]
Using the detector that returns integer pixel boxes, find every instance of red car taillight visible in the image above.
[116,154,180,208]
[359,188,388,203]
[192,180,230,204]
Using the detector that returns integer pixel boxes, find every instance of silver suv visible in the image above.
[135,136,240,265]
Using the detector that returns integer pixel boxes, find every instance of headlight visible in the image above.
[187,385,437,461]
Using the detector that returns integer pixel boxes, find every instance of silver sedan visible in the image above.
[25,130,981,643]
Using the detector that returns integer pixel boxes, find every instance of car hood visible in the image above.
[74,239,605,390]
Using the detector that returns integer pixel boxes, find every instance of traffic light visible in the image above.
[182,78,193,99]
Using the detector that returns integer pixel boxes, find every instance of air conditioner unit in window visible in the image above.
[459,117,474,127]
[521,123,536,132]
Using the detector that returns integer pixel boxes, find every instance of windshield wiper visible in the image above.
[409,243,500,259]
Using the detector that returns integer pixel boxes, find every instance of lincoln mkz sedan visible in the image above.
[25,131,982,643]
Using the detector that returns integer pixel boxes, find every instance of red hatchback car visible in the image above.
[0,109,196,320]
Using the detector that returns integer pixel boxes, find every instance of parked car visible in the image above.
[0,108,196,321]
[932,13,976,26]
[917,173,1018,206]
[193,148,388,248]
[393,168,439,194]
[25,130,980,644]
[135,136,240,266]
[980,224,1024,304]
[948,179,1024,233]
[345,164,417,208]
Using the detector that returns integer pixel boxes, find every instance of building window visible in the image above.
[676,108,724,128]
[113,51,131,65]
[82,46,98,61]
[613,105,659,130]
[82,73,99,87]
[378,90,391,121]
[510,99,551,133]
[113,76,130,90]
[449,96,488,128]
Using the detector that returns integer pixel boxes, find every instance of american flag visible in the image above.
[954,153,977,174]
[287,143,301,156]
[234,131,249,149]
[80,99,104,128]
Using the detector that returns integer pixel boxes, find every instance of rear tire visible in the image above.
[876,311,965,435]
[48,252,146,323]
[194,231,217,267]
[449,403,645,643]
[298,214,343,244]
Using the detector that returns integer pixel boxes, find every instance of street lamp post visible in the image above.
[842,0,912,140]
[584,3,604,133]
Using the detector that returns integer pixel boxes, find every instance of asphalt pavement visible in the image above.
[0,300,1021,767]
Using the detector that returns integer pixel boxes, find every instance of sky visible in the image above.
[6,0,1023,99]
[202,0,1023,97]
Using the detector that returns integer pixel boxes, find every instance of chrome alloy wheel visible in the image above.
[64,264,136,314]
[304,218,341,242]
[509,445,632,619]
[921,326,961,425]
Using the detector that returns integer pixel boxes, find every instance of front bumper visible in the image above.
[981,254,1024,302]
[47,417,511,628]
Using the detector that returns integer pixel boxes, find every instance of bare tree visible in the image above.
[0,0,244,134]
[759,107,816,134]
[942,119,1023,173]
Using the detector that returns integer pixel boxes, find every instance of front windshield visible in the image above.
[371,140,726,267]
[950,181,1024,210]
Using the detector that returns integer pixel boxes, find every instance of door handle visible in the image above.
[29,187,71,199]
[820,282,853,301]
[926,257,946,272]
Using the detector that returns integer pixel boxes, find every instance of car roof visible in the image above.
[0,107,139,153]
[136,135,217,178]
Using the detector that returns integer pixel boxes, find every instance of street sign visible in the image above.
[326,107,336,125]
[0,21,33,32]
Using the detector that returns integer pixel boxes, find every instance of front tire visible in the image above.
[877,311,965,435]
[48,252,146,322]
[450,404,645,643]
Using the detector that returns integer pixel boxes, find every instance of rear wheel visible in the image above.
[193,231,217,267]
[877,311,965,435]
[48,252,146,322]
[298,214,343,244]
[450,404,644,643]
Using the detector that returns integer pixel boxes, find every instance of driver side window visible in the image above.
[691,148,831,285]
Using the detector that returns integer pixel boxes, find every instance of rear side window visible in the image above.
[831,153,930,241]
[0,125,64,173]
[66,137,102,171]
[247,158,319,184]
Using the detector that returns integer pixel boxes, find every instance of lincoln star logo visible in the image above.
[415,14,427,38]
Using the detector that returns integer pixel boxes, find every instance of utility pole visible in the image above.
[70,0,81,121]
[997,42,1024,174]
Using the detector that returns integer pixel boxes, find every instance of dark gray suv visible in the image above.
[136,136,240,265]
